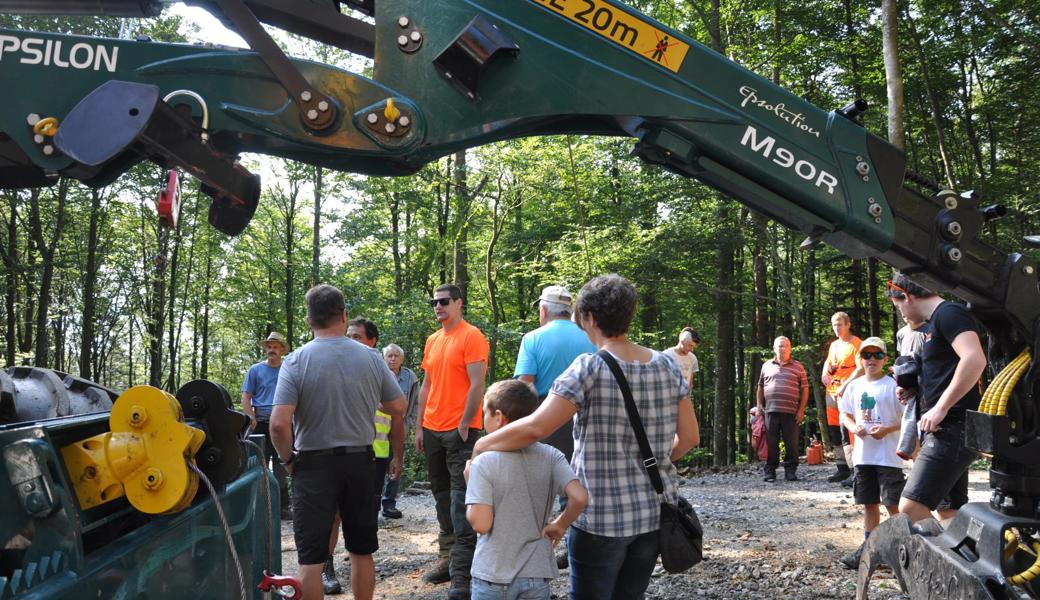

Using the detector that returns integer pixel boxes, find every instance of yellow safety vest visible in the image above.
[373,410,391,458]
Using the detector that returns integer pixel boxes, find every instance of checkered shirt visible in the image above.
[551,350,688,537]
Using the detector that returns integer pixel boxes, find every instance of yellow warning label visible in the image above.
[529,0,690,73]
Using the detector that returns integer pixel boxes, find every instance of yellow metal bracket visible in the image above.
[61,386,206,515]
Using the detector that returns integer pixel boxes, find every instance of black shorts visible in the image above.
[901,417,978,510]
[291,451,378,564]
[853,465,906,506]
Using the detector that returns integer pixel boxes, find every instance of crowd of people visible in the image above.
[753,272,986,569]
[239,269,985,600]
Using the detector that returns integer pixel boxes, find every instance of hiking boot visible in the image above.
[827,467,852,483]
[448,574,471,600]
[784,471,798,482]
[422,558,451,584]
[763,472,777,482]
[322,558,342,595]
[382,505,403,519]
[841,475,855,488]
[840,542,865,570]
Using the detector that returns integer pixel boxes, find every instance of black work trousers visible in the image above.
[423,427,480,582]
[765,411,799,474]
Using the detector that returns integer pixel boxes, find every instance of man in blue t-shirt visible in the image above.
[514,285,596,461]
[243,331,291,519]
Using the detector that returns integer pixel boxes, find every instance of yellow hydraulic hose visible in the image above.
[979,349,1030,415]
[996,350,1031,416]
[980,350,1027,413]
[1009,542,1040,585]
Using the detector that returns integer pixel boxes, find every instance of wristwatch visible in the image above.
[278,452,296,466]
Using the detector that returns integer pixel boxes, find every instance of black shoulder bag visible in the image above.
[598,350,704,573]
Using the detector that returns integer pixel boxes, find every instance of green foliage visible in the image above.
[1,1,1038,475]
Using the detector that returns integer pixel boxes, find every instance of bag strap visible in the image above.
[597,349,665,497]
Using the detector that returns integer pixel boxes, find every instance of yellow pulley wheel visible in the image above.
[32,117,59,137]
[62,385,206,515]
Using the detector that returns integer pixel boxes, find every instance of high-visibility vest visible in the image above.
[373,410,391,458]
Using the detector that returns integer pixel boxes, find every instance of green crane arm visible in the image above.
[3,1,1040,597]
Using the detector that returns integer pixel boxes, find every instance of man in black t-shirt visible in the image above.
[886,273,987,524]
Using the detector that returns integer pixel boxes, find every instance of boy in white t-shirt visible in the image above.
[837,336,905,570]
[464,380,588,600]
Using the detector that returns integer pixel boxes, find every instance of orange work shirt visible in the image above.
[421,320,489,432]
[824,336,861,425]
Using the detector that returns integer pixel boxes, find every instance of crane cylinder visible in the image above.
[0,0,163,17]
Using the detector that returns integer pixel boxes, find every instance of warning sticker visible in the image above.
[529,0,690,73]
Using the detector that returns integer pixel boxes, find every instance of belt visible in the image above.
[298,445,371,456]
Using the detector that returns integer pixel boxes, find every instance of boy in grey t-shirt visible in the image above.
[465,380,587,600]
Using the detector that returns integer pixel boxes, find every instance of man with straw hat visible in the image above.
[243,330,291,519]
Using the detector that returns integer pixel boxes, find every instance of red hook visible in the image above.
[257,571,303,599]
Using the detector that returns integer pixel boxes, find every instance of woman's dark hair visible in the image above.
[575,274,637,338]
[306,284,345,328]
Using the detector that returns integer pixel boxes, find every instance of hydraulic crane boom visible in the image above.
[2,1,1040,598]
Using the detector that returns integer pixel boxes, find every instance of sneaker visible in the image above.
[827,468,852,483]
[382,506,403,519]
[448,575,471,600]
[322,558,342,595]
[840,542,865,570]
[763,473,777,482]
[841,475,854,488]
[422,558,451,584]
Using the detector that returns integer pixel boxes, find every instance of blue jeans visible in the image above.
[471,577,551,600]
[567,527,659,600]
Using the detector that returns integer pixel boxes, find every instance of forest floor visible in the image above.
[276,461,990,600]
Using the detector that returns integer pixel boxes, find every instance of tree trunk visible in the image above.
[28,181,69,367]
[79,189,103,379]
[881,0,906,151]
[166,200,184,392]
[904,10,956,187]
[3,195,16,366]
[390,192,403,299]
[713,202,736,466]
[200,239,212,379]
[452,150,470,298]
[311,166,323,287]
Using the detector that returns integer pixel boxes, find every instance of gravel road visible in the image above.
[277,462,989,599]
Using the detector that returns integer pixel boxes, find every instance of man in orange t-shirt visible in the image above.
[822,311,861,484]
[416,283,489,599]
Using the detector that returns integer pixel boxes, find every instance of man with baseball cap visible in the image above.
[242,331,291,519]
[514,285,596,459]
[514,284,596,569]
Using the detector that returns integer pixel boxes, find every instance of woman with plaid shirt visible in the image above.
[474,274,700,599]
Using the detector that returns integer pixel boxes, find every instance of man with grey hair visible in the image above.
[514,285,596,460]
[756,336,810,482]
[380,343,419,519]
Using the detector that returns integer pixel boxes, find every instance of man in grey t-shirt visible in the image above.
[270,284,405,600]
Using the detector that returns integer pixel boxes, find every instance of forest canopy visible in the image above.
[2,0,1038,465]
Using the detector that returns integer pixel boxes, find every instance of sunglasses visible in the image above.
[860,351,887,360]
[429,297,455,307]
[886,280,908,298]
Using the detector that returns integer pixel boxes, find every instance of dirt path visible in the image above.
[278,463,990,599]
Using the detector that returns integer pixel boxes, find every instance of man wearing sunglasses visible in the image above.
[886,273,986,526]
[416,284,489,599]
